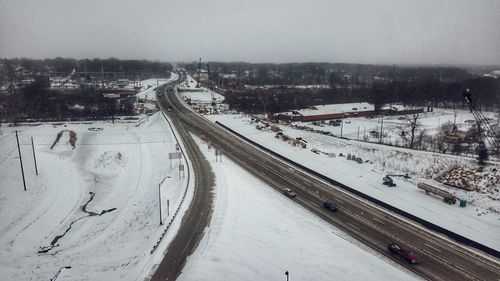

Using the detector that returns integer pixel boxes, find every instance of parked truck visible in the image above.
[417,182,457,205]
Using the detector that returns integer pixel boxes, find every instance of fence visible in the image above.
[150,111,191,254]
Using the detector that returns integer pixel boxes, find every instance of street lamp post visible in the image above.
[158,181,163,226]
[50,266,71,281]
[159,176,169,226]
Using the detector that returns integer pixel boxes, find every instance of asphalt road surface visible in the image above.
[155,72,500,281]
[150,78,215,281]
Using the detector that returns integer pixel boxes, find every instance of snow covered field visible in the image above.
[0,113,191,280]
[300,107,499,145]
[205,113,500,252]
[178,135,419,281]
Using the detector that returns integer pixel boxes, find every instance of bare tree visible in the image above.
[407,113,421,149]
[415,128,428,150]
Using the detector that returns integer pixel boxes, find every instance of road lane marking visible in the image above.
[425,243,442,253]
[372,217,386,225]
[348,223,360,230]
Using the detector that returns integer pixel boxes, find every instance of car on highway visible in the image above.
[322,201,337,212]
[388,243,420,264]
[282,188,296,198]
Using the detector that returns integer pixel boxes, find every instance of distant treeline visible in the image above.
[182,61,475,85]
[0,57,173,81]
[186,62,499,113]
[0,76,135,123]
[0,57,174,122]
[225,76,500,114]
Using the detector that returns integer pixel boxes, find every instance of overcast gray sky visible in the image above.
[1,0,499,65]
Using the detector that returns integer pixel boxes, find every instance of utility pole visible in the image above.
[15,131,27,191]
[158,182,163,226]
[379,117,384,144]
[31,137,38,175]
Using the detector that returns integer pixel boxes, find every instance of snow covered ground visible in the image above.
[178,75,225,104]
[299,107,499,145]
[135,73,179,101]
[178,135,419,281]
[205,113,500,252]
[0,113,192,280]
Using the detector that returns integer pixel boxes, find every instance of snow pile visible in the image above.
[92,151,126,171]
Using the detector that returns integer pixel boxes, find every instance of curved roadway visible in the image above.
[151,78,215,281]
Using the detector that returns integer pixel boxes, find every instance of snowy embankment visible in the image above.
[178,135,418,281]
[0,112,191,280]
[178,74,225,104]
[135,72,179,101]
[205,114,500,253]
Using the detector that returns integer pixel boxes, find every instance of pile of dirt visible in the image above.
[476,166,500,201]
[50,130,77,150]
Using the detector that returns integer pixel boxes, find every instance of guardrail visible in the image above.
[215,121,500,259]
[150,110,191,254]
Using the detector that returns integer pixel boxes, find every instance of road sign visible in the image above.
[169,152,181,159]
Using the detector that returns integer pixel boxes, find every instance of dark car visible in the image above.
[323,201,337,212]
[388,243,420,264]
[283,188,296,198]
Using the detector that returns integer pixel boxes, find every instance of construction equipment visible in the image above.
[383,174,410,187]
[462,88,500,154]
[417,182,457,205]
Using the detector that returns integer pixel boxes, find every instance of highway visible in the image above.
[155,72,500,280]
[150,78,215,281]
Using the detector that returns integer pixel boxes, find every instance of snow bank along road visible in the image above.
[151,76,215,281]
[158,72,500,281]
